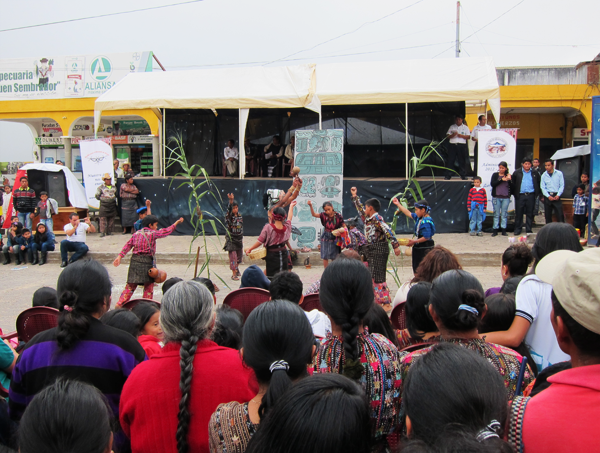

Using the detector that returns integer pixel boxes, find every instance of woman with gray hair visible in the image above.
[120,281,257,453]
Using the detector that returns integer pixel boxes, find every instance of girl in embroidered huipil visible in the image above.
[224,193,244,280]
[393,197,436,273]
[311,259,402,451]
[307,200,345,268]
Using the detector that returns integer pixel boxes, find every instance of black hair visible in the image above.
[552,291,600,360]
[320,259,373,380]
[191,276,216,295]
[544,159,553,165]
[39,191,48,196]
[405,282,437,341]
[528,361,571,397]
[56,260,112,350]
[521,157,532,165]
[32,287,59,309]
[18,380,113,453]
[243,300,314,419]
[576,184,585,191]
[162,277,183,294]
[430,270,485,332]
[211,305,244,349]
[414,199,430,209]
[125,174,134,181]
[10,222,23,237]
[501,243,533,277]
[478,114,485,121]
[131,301,161,332]
[21,228,31,234]
[531,223,582,271]
[499,276,523,295]
[498,161,509,174]
[245,374,371,453]
[271,206,286,220]
[100,308,141,337]
[68,212,79,219]
[363,303,400,347]
[272,135,281,141]
[403,343,510,452]
[581,170,589,177]
[473,176,482,183]
[593,186,600,195]
[142,215,159,228]
[345,216,359,229]
[227,139,235,144]
[269,271,303,304]
[19,176,28,182]
[35,222,48,234]
[364,198,381,212]
[322,201,333,210]
[478,293,515,334]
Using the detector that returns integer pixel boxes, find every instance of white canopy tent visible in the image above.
[20,163,88,208]
[94,57,500,178]
[551,144,590,160]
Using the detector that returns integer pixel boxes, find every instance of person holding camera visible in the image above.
[60,213,96,267]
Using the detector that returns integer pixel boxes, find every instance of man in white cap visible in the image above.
[509,248,600,453]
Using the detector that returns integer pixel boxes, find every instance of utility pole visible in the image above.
[455,1,461,58]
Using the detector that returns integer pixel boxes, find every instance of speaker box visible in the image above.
[46,172,67,207]
[26,170,47,195]
[556,158,581,197]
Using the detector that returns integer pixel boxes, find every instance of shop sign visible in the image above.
[41,122,62,134]
[111,135,129,145]
[128,135,153,144]
[110,119,150,135]
[35,137,64,146]
[573,128,591,138]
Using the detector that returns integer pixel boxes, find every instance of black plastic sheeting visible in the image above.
[131,178,471,236]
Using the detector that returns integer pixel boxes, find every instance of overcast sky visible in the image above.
[1,0,599,159]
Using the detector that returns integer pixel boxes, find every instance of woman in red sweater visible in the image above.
[120,281,257,453]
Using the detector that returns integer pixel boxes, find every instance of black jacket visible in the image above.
[490,172,512,198]
[511,168,541,198]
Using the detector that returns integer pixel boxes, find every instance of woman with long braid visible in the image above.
[120,281,256,453]
[311,259,403,451]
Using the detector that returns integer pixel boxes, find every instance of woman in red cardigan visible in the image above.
[120,281,257,453]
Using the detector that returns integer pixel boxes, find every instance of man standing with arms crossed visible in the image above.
[445,115,471,180]
[540,159,565,224]
[511,157,541,235]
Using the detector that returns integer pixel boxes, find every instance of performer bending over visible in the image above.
[224,193,244,280]
[351,187,400,310]
[245,201,296,279]
[307,200,345,268]
[113,215,184,306]
[392,198,436,273]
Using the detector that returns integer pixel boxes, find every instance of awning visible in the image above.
[551,144,590,160]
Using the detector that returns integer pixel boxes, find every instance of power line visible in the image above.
[460,3,488,55]
[0,0,204,33]
[264,0,425,65]
[461,0,525,42]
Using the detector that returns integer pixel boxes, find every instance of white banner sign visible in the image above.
[477,129,518,212]
[79,139,114,209]
[291,129,344,249]
[0,51,153,100]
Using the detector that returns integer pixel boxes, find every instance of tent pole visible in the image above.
[405,103,409,179]
[239,109,250,180]
[162,109,166,177]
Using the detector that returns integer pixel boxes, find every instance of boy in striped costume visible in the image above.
[468,176,487,236]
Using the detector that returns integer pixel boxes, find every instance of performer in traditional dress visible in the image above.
[120,174,140,234]
[134,200,152,232]
[307,200,345,268]
[351,187,401,310]
[113,215,184,306]
[245,201,296,279]
[95,173,118,237]
[223,193,244,280]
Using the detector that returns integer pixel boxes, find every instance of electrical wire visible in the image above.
[461,0,525,42]
[0,0,204,33]
[460,3,488,55]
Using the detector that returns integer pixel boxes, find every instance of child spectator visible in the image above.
[162,276,183,295]
[363,303,400,348]
[240,264,271,290]
[131,302,163,357]
[392,197,436,273]
[33,191,58,233]
[31,222,55,266]
[467,176,487,236]
[1,185,15,228]
[192,276,219,304]
[485,243,533,297]
[211,305,244,350]
[500,275,524,295]
[15,228,33,265]
[572,183,588,237]
[100,308,141,338]
[224,193,244,280]
[2,221,22,265]
[397,282,440,350]
[31,287,59,309]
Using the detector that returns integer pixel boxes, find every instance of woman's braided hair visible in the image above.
[160,281,214,453]
[320,259,374,380]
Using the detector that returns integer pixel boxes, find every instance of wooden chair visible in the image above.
[301,293,323,312]
[122,298,160,311]
[16,307,60,343]
[390,302,407,330]
[282,158,292,177]
[223,288,271,321]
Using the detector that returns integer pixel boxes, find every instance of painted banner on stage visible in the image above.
[589,96,600,245]
[477,129,518,213]
[79,139,113,209]
[292,130,344,249]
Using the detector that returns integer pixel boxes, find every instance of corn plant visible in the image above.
[166,134,229,288]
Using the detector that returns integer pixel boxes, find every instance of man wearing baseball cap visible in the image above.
[509,248,600,452]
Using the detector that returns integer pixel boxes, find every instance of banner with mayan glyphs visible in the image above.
[291,129,344,249]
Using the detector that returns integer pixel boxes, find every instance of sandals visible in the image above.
[231,275,240,281]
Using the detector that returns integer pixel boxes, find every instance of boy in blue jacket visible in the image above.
[15,228,33,265]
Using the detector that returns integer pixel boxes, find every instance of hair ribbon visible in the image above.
[269,360,289,373]
[458,304,479,315]
[476,420,502,442]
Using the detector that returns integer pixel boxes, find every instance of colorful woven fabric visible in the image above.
[352,196,399,247]
[209,401,258,453]
[118,224,177,258]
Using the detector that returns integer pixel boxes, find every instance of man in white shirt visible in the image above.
[445,115,471,180]
[269,271,331,338]
[223,139,239,177]
[60,213,96,267]
[471,114,492,174]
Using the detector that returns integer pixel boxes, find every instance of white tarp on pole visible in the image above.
[79,139,114,209]
[20,163,88,208]
[551,144,590,160]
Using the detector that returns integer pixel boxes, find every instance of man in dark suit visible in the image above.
[511,157,541,235]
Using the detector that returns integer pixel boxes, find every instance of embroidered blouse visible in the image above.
[95,184,117,201]
[226,204,243,236]
[395,330,440,351]
[347,227,368,250]
[257,220,292,247]
[319,212,344,233]
[118,224,177,258]
[352,196,399,248]
[410,213,435,240]
[120,183,139,200]
[208,401,258,453]
[312,328,402,443]
[399,338,534,400]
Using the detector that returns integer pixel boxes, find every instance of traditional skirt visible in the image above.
[223,233,244,252]
[366,241,390,284]
[264,243,289,279]
[412,240,435,273]
[320,231,341,260]
[99,198,118,218]
[127,254,154,284]
[121,198,138,227]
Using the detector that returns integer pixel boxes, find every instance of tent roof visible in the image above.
[20,163,88,209]
[551,144,591,160]
[95,57,500,120]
